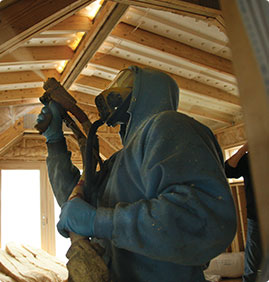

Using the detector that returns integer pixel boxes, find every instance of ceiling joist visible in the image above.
[0,0,94,57]
[110,0,224,31]
[0,46,74,64]
[0,117,24,155]
[111,22,233,76]
[89,52,239,107]
[0,70,60,85]
[49,15,93,33]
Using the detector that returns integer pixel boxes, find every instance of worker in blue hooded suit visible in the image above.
[37,66,237,282]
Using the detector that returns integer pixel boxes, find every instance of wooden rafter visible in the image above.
[70,86,234,125]
[90,53,239,107]
[109,0,225,31]
[0,70,60,85]
[179,103,234,125]
[0,46,73,64]
[0,0,94,57]
[61,2,129,89]
[0,99,40,108]
[0,88,44,103]
[49,15,92,32]
[69,90,97,107]
[111,22,233,76]
[75,75,111,90]
[221,0,269,255]
[110,0,221,16]
[0,117,24,155]
[98,134,120,159]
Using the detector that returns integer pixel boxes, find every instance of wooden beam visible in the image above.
[221,0,269,258]
[0,88,44,102]
[71,78,235,125]
[110,0,221,16]
[98,134,118,159]
[0,118,24,155]
[111,22,233,76]
[230,184,245,252]
[0,99,40,108]
[179,102,234,125]
[0,0,94,57]
[110,0,224,31]
[90,52,240,107]
[0,46,73,63]
[69,90,96,107]
[61,2,129,89]
[75,75,111,90]
[0,0,18,10]
[0,69,60,84]
[179,0,220,10]
[49,15,92,32]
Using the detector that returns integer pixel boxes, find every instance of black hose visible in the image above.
[84,119,104,203]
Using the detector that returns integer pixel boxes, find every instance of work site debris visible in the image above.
[0,242,68,282]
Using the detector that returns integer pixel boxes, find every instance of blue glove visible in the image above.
[57,198,97,238]
[36,101,64,143]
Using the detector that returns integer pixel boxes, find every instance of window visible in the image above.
[224,145,244,183]
[1,169,41,249]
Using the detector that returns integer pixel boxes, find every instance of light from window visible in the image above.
[1,170,41,249]
[54,198,70,263]
[224,145,244,183]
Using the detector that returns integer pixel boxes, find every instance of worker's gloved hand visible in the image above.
[36,101,64,143]
[57,198,97,238]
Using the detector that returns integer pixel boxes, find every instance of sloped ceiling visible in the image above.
[0,0,243,158]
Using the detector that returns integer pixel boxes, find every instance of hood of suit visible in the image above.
[122,66,179,145]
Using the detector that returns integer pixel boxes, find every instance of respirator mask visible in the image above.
[95,69,134,127]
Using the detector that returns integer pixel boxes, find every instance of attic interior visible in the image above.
[0,0,268,281]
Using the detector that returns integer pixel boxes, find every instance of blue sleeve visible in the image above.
[96,113,237,265]
[46,139,80,207]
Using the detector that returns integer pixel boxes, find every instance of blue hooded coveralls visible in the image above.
[47,66,237,282]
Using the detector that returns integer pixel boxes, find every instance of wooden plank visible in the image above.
[75,75,111,90]
[111,0,225,32]
[179,103,234,125]
[111,22,233,76]
[0,0,94,57]
[0,0,18,10]
[98,134,119,159]
[61,2,129,88]
[230,185,244,252]
[220,0,269,257]
[69,90,97,106]
[0,99,40,107]
[236,183,247,246]
[0,118,24,155]
[110,0,221,18]
[0,88,44,103]
[0,46,73,63]
[49,15,93,32]
[0,167,1,249]
[40,164,56,256]
[91,53,240,107]
[0,70,60,85]
[73,73,237,125]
